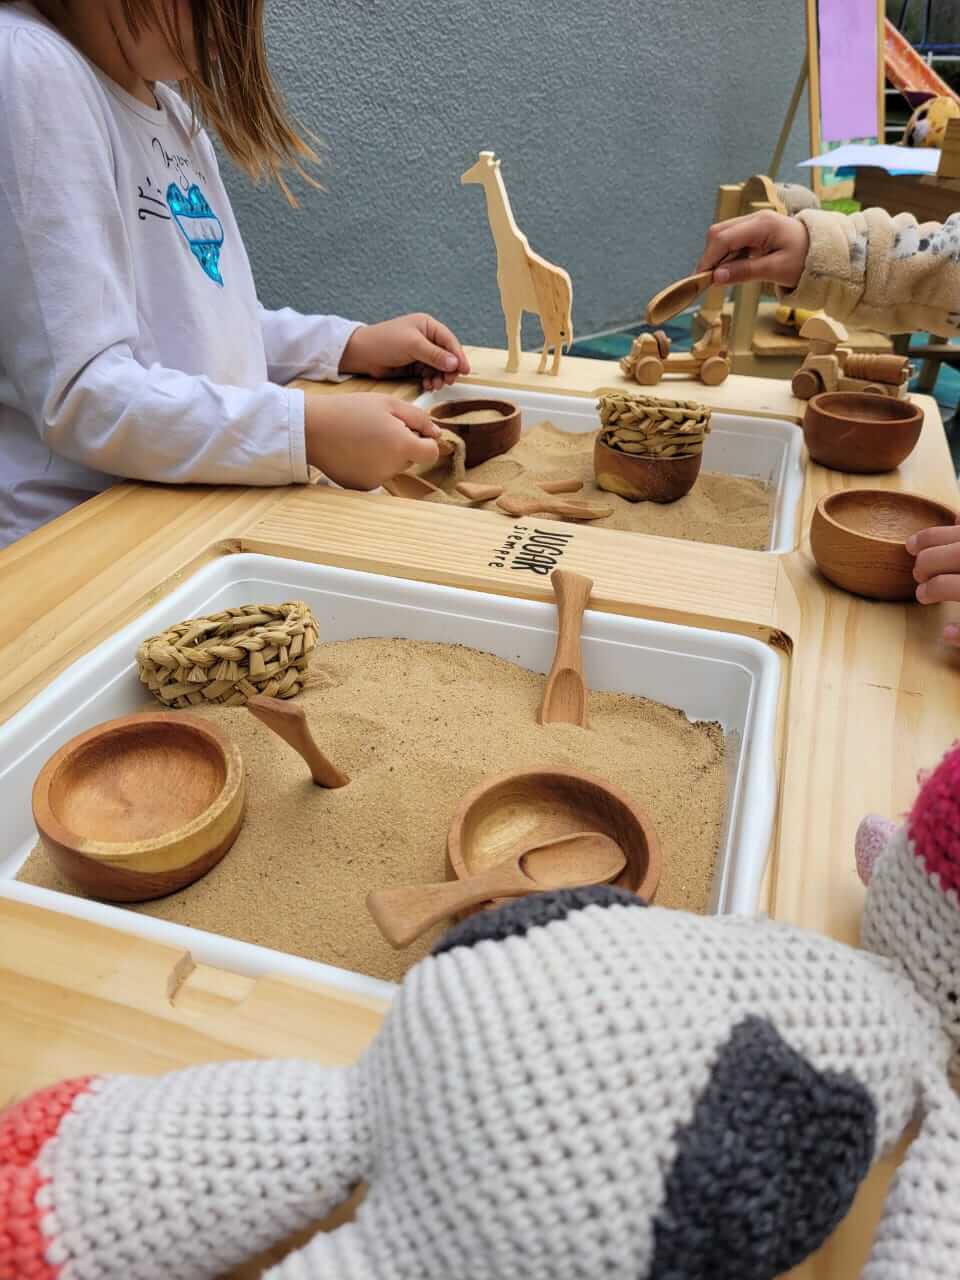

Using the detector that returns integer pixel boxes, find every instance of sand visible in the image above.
[19,639,727,984]
[425,421,773,550]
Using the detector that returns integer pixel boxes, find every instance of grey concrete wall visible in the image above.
[225,0,809,350]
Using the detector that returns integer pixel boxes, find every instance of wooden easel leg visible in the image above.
[770,61,809,182]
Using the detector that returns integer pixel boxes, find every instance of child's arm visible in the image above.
[698,207,960,338]
[0,31,438,495]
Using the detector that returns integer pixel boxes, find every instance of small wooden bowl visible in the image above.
[447,768,660,913]
[803,392,923,474]
[32,712,246,902]
[594,436,702,503]
[810,490,957,601]
[429,398,522,467]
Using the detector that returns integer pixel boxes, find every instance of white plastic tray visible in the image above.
[0,555,781,999]
[416,383,805,553]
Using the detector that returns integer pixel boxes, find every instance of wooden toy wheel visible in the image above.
[699,357,730,386]
[634,357,664,386]
[654,330,671,358]
[791,369,823,400]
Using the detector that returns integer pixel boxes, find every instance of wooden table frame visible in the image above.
[2,347,959,1278]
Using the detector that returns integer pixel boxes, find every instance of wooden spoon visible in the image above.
[497,495,612,521]
[456,482,504,502]
[539,569,592,727]
[540,477,583,494]
[367,831,625,948]
[646,251,748,326]
[247,695,349,789]
[383,473,442,500]
[645,270,715,327]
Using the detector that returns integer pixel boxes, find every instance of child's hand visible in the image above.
[305,393,441,490]
[697,211,809,290]
[907,522,960,644]
[340,314,471,391]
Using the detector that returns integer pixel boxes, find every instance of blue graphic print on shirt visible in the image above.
[166,183,225,286]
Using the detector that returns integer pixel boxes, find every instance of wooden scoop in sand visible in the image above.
[247,695,349,789]
[497,494,612,521]
[383,472,442,500]
[367,830,626,948]
[539,569,592,728]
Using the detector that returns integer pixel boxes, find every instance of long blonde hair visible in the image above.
[123,1,319,202]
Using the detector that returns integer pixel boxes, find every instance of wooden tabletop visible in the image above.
[2,345,958,1278]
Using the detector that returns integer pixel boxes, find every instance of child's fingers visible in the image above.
[410,319,461,374]
[905,524,960,555]
[388,398,441,439]
[913,542,960,583]
[712,254,777,286]
[943,622,960,646]
[404,432,441,466]
[916,574,960,604]
[697,217,751,271]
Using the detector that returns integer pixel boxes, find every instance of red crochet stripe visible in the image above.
[909,743,960,896]
[0,1077,97,1280]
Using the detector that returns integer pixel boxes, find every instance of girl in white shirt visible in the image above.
[0,0,469,547]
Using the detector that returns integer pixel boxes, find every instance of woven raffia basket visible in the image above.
[136,602,318,709]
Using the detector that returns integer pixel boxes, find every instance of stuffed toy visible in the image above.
[3,745,960,1280]
[774,183,821,216]
[902,95,960,149]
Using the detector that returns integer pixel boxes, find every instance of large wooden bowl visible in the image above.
[810,490,957,601]
[446,768,660,914]
[594,436,702,503]
[32,712,246,902]
[803,392,923,474]
[428,398,522,467]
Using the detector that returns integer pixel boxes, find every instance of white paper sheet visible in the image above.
[799,144,941,175]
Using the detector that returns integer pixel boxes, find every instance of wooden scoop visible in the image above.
[247,695,349,789]
[647,247,752,322]
[539,569,592,727]
[367,831,625,948]
[497,495,612,521]
[645,269,715,327]
[539,477,583,494]
[383,472,442,500]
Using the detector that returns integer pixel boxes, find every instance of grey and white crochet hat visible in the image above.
[5,747,960,1280]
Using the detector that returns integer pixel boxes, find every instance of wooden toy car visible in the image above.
[791,315,912,400]
[621,323,731,388]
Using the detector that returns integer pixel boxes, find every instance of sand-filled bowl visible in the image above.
[810,490,957,600]
[594,436,703,503]
[803,392,923,474]
[428,398,522,467]
[32,712,246,902]
[446,767,661,911]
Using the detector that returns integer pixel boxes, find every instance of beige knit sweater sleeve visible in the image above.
[780,207,960,336]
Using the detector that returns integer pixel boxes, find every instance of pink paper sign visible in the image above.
[818,0,879,143]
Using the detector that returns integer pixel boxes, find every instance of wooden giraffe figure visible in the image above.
[461,151,573,375]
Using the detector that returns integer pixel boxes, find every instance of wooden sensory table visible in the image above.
[2,347,959,1279]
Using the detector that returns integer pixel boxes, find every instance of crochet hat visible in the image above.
[906,743,960,907]
[860,743,960,1051]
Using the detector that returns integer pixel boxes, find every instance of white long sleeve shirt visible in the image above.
[0,3,361,547]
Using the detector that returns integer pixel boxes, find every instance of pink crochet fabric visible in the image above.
[0,1077,95,1280]
[908,744,960,898]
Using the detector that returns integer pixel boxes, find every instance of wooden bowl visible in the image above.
[810,490,957,601]
[594,436,702,503]
[803,392,923,474]
[446,768,660,913]
[428,398,522,467]
[32,712,246,902]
